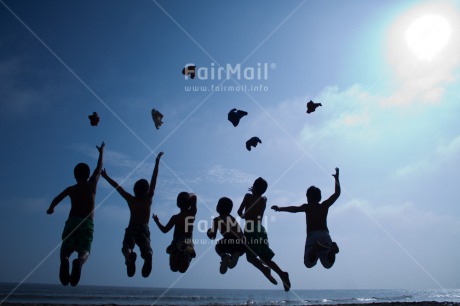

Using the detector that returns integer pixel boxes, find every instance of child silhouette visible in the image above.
[101,152,163,278]
[47,142,105,286]
[272,168,341,269]
[207,197,246,274]
[238,177,291,291]
[153,192,197,273]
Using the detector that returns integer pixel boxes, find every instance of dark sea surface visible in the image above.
[1,283,459,305]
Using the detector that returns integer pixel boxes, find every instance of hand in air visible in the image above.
[332,167,339,180]
[271,205,280,212]
[96,141,105,154]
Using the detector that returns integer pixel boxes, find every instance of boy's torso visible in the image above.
[173,211,195,239]
[305,202,329,233]
[243,194,266,221]
[216,215,243,238]
[68,183,96,220]
[128,197,152,225]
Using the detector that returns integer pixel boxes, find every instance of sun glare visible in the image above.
[406,14,451,60]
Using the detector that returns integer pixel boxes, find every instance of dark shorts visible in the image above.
[61,217,94,254]
[244,225,274,261]
[304,230,334,268]
[122,223,152,258]
[215,234,246,256]
[167,237,195,257]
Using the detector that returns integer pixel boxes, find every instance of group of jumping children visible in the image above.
[47,142,341,291]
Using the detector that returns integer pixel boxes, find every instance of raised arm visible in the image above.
[153,214,175,233]
[90,142,105,184]
[323,167,341,207]
[47,187,70,214]
[271,204,306,213]
[148,152,163,199]
[101,169,131,202]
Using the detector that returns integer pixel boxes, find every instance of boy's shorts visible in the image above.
[215,234,246,256]
[122,223,152,258]
[304,230,333,268]
[244,225,274,261]
[61,217,94,254]
[167,237,195,258]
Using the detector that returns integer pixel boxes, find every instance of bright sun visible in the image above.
[406,14,451,60]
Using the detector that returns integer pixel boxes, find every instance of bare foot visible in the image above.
[280,272,291,292]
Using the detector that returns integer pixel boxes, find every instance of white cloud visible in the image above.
[395,134,460,177]
[335,198,460,233]
[205,164,254,185]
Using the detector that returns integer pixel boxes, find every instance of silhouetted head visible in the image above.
[133,179,149,198]
[252,177,268,196]
[177,191,191,210]
[306,186,321,203]
[74,163,90,182]
[217,197,233,215]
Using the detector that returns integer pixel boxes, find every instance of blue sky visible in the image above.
[1,0,460,292]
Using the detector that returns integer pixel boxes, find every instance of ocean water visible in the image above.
[1,283,460,305]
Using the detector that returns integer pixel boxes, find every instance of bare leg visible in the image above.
[246,253,277,285]
[170,254,180,272]
[59,248,72,286]
[324,242,339,269]
[69,251,89,287]
[178,254,191,273]
[264,259,291,292]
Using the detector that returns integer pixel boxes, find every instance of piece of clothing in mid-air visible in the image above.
[182,65,196,79]
[228,108,248,127]
[88,112,100,126]
[246,137,262,151]
[306,100,322,114]
[151,108,164,129]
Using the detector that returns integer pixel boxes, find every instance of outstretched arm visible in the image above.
[47,187,70,214]
[153,215,175,233]
[148,152,163,199]
[271,205,306,213]
[323,167,341,207]
[101,169,131,202]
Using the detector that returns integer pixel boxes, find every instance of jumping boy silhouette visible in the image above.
[47,141,105,286]
[237,177,291,291]
[272,168,341,269]
[101,152,163,278]
[153,192,197,273]
[207,197,246,274]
